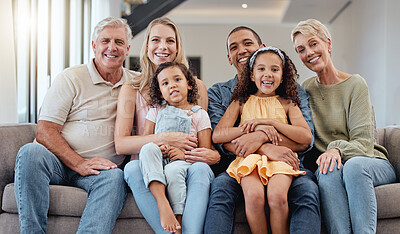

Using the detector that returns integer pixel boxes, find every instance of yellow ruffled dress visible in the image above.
[226,95,305,185]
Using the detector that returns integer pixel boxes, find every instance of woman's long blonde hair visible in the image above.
[131,17,189,92]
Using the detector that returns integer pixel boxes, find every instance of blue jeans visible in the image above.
[14,143,127,234]
[205,169,320,234]
[316,156,396,234]
[124,160,214,234]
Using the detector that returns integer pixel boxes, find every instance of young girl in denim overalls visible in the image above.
[139,62,212,233]
[213,47,312,234]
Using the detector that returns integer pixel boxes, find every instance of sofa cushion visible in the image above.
[3,183,144,219]
[3,183,87,216]
[375,183,400,219]
[0,124,36,211]
[6,182,400,220]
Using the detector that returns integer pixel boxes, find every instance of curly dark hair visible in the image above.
[150,62,198,107]
[232,48,300,106]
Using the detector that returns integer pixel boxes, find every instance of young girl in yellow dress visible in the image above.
[213,46,312,234]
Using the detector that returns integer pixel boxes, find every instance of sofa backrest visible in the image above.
[378,126,400,182]
[0,123,36,212]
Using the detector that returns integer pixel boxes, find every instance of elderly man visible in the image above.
[14,17,139,233]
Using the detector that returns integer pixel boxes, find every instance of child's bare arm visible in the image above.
[143,120,156,135]
[213,101,245,143]
[239,118,270,133]
[197,128,212,149]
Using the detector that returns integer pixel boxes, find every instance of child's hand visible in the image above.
[240,119,264,133]
[168,147,186,161]
[159,144,170,158]
[255,125,281,145]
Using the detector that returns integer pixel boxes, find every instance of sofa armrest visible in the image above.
[381,126,400,182]
[0,123,36,211]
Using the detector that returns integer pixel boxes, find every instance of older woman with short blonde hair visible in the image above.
[292,19,396,234]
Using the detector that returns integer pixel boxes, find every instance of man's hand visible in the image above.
[231,131,267,157]
[161,132,198,151]
[259,144,300,170]
[75,157,117,176]
[168,147,186,161]
[316,148,342,174]
[184,148,221,165]
[37,120,115,176]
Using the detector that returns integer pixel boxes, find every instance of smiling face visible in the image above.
[157,66,191,108]
[293,33,332,73]
[227,29,262,74]
[251,52,283,97]
[92,26,130,72]
[147,24,177,66]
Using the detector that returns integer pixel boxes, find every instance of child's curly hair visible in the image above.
[150,62,198,106]
[232,48,300,106]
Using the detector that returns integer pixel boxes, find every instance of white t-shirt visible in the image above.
[39,59,140,166]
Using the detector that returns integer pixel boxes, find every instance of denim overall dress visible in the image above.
[139,105,202,215]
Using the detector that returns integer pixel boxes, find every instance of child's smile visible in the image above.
[261,80,274,88]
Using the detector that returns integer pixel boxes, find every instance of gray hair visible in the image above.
[92,17,132,45]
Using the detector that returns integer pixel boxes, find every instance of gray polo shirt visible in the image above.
[39,59,140,166]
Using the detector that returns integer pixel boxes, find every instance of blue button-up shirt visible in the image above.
[208,75,315,175]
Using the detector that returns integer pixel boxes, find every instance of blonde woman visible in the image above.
[115,17,219,233]
[292,19,396,234]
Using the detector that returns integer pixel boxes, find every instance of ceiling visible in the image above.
[166,0,351,25]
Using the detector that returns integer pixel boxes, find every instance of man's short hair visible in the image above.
[92,17,132,45]
[226,26,263,51]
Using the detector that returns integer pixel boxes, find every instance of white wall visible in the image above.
[331,0,400,127]
[385,0,400,127]
[0,0,18,123]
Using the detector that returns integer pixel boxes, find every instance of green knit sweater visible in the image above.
[302,74,387,162]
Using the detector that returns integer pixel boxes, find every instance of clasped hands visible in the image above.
[160,144,185,161]
[235,119,282,156]
[231,119,299,170]
[159,132,220,165]
[240,119,282,145]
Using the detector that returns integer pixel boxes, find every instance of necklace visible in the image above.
[315,70,346,101]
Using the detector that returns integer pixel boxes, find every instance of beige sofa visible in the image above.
[1,123,400,233]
